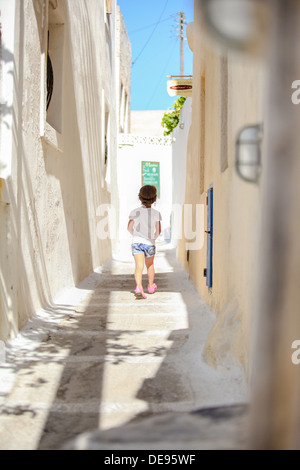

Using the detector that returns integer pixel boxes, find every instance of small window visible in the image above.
[104,135,108,166]
[105,0,112,31]
[124,92,128,133]
[119,82,124,133]
[103,106,111,187]
[47,32,54,111]
[102,89,110,171]
[104,110,110,166]
[200,76,206,194]
[46,2,65,133]
[106,0,112,15]
[220,56,228,172]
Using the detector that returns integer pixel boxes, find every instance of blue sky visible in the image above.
[117,0,194,111]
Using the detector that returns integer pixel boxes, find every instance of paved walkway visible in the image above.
[0,244,249,450]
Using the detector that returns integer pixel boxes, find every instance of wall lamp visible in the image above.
[200,0,270,54]
[235,124,263,184]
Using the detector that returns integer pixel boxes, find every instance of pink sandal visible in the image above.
[135,286,147,299]
[148,283,157,294]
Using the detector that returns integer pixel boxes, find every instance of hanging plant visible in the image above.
[161,97,187,136]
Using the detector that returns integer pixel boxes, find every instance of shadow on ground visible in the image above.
[0,247,249,450]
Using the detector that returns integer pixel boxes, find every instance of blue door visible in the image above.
[206,186,213,288]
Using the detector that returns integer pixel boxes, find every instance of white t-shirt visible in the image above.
[129,205,162,245]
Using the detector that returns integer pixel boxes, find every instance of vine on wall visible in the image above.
[161,97,187,136]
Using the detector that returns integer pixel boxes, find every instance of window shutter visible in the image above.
[106,0,112,14]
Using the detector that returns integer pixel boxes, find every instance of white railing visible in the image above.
[118,133,172,147]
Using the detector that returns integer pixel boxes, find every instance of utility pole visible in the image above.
[177,11,186,76]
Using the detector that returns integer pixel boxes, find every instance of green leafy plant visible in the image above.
[161,97,187,136]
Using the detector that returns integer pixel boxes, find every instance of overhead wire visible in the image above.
[132,0,169,66]
[129,16,173,35]
[145,38,178,110]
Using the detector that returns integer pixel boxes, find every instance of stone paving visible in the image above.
[0,244,249,450]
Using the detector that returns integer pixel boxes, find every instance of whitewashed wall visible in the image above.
[0,0,118,340]
[116,134,172,260]
[171,98,192,246]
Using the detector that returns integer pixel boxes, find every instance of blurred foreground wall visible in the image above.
[180,0,300,449]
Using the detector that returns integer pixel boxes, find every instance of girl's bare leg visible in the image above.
[134,253,145,288]
[145,256,155,288]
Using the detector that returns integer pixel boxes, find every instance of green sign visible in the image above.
[141,161,160,198]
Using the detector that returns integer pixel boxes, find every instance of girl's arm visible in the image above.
[128,219,134,235]
[155,221,161,239]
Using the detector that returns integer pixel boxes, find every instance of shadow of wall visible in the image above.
[37,265,135,449]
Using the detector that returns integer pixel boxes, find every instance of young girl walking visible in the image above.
[127,185,162,299]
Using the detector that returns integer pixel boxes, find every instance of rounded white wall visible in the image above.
[171,98,192,247]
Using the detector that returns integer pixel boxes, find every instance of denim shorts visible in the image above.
[131,243,156,258]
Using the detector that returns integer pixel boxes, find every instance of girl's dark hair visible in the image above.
[138,185,157,205]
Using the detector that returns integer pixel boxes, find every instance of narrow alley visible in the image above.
[0,244,248,450]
